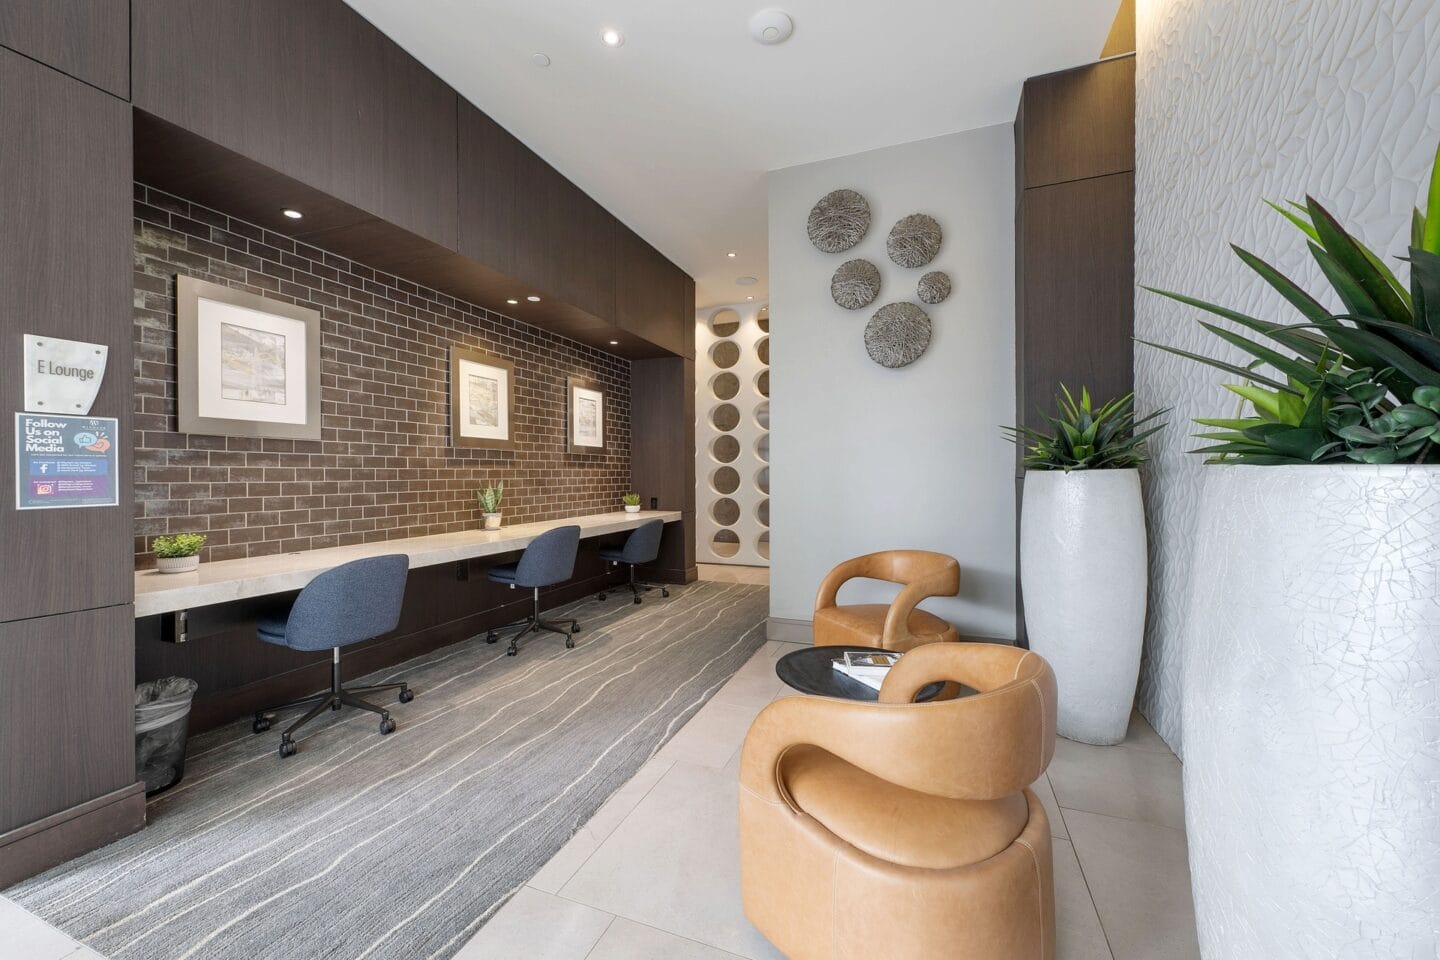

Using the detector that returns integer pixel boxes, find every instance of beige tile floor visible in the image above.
[457,637,1202,960]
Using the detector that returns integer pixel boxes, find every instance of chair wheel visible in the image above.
[571,623,581,633]
[278,738,296,758]
[507,647,518,657]
[597,592,606,601]
[398,688,414,704]
[633,596,642,605]
[252,715,272,734]
[485,632,498,644]
[331,699,342,711]
[565,637,575,649]
[662,589,670,598]
[379,716,396,735]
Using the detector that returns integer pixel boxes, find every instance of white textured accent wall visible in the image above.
[1134,0,1440,753]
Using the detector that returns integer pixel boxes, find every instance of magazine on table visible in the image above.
[831,650,900,691]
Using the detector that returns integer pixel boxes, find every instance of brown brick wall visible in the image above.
[132,184,630,565]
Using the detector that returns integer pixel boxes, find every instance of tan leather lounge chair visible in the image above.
[813,550,960,651]
[739,642,1059,960]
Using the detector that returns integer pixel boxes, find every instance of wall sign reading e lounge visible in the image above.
[22,334,108,415]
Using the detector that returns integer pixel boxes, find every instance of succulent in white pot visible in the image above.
[477,480,504,531]
[623,492,642,514]
[152,533,206,574]
[1006,387,1165,745]
[1140,139,1440,958]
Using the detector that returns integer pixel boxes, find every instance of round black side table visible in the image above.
[775,644,945,702]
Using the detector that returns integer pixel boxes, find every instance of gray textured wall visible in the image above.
[1134,0,1440,753]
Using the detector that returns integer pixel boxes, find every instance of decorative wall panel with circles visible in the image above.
[696,302,771,565]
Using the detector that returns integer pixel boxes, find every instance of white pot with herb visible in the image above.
[1140,141,1440,957]
[152,534,206,574]
[623,493,642,514]
[1006,387,1164,745]
[477,481,504,531]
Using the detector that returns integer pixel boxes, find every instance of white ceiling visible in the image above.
[344,0,1118,309]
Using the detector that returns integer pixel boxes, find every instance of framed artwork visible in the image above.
[177,276,322,440]
[450,345,515,449]
[567,376,606,454]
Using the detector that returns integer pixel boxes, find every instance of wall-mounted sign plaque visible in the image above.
[23,335,108,414]
[15,413,120,510]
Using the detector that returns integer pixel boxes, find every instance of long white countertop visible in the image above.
[133,511,681,618]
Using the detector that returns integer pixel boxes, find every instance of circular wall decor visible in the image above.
[756,336,769,365]
[917,270,951,304]
[806,189,871,253]
[711,403,740,432]
[886,214,942,268]
[756,369,770,398]
[711,340,740,369]
[710,308,741,337]
[864,302,932,368]
[830,258,881,310]
[711,435,740,463]
[710,371,740,401]
[712,529,740,558]
[711,466,740,495]
[758,308,769,333]
[712,497,741,526]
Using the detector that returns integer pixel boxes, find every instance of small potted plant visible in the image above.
[152,533,207,574]
[477,480,504,530]
[1004,387,1165,745]
[622,492,642,514]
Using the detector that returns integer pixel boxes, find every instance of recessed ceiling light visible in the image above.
[526,295,542,302]
[746,295,755,301]
[282,208,303,220]
[748,9,794,45]
[608,340,620,345]
[506,299,519,305]
[531,52,551,67]
[601,28,624,47]
[736,276,758,286]
[726,251,737,258]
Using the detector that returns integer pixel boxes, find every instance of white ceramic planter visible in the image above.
[1181,465,1440,958]
[624,504,641,514]
[1020,469,1147,745]
[156,555,200,574]
[482,513,502,531]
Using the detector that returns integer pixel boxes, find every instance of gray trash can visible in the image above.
[135,677,198,795]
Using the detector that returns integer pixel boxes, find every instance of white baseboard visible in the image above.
[766,617,813,644]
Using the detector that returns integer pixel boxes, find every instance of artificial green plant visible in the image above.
[1004,386,1165,472]
[477,480,504,514]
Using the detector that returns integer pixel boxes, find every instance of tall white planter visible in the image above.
[1182,465,1440,958]
[1020,469,1147,744]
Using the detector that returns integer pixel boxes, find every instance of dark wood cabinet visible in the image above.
[0,0,128,98]
[1014,54,1135,643]
[0,47,133,622]
[616,225,695,359]
[458,104,617,321]
[131,0,458,249]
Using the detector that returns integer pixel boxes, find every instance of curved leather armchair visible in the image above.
[739,643,1058,960]
[813,550,960,651]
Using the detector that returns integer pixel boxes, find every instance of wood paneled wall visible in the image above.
[1014,55,1136,643]
[0,0,129,97]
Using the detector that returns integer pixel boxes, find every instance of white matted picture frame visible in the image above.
[177,276,322,440]
[567,376,606,454]
[450,345,515,449]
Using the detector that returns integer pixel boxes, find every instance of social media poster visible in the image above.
[15,413,119,510]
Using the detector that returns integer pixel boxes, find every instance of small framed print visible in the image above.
[177,276,322,440]
[451,345,515,449]
[567,376,606,454]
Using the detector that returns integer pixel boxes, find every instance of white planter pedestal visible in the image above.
[1181,465,1440,958]
[1020,469,1147,745]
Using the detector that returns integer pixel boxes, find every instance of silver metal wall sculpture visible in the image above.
[917,270,951,304]
[886,213,942,268]
[806,189,871,253]
[829,258,881,310]
[863,302,931,368]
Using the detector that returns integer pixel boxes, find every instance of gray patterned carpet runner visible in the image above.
[9,582,768,960]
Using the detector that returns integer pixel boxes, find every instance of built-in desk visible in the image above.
[134,511,681,619]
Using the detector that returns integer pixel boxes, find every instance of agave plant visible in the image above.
[1004,387,1166,471]
[1143,139,1440,465]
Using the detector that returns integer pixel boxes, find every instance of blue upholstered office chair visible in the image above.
[251,554,411,758]
[485,525,582,656]
[596,519,670,605]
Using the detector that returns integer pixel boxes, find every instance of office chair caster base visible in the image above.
[661,588,670,598]
[278,738,297,758]
[565,637,575,649]
[597,591,607,601]
[485,632,498,644]
[331,700,342,710]
[252,714,273,734]
[379,716,396,735]
[397,688,414,703]
[633,595,642,604]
